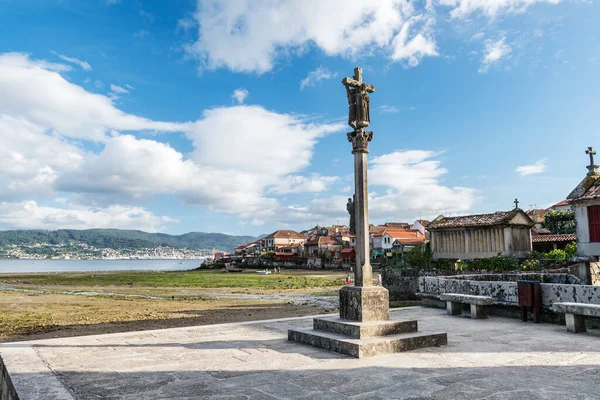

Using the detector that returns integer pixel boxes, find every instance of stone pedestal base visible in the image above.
[339,286,390,322]
[288,286,448,358]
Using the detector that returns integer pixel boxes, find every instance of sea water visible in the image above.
[0,259,204,273]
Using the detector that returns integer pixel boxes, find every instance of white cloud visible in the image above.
[0,201,175,232]
[183,0,561,74]
[269,175,339,194]
[177,17,196,32]
[479,37,512,73]
[436,0,561,19]
[300,67,337,90]
[232,88,249,104]
[49,51,92,71]
[516,159,547,176]
[0,115,83,200]
[0,51,478,231]
[307,150,478,223]
[185,0,439,73]
[110,84,129,94]
[377,105,401,114]
[0,53,188,141]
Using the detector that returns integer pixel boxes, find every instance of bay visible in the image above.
[0,259,204,273]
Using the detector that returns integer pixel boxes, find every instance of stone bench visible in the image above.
[439,293,494,319]
[552,302,600,333]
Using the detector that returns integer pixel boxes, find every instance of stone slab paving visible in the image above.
[1,307,600,399]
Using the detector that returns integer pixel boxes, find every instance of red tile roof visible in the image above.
[550,199,571,208]
[531,234,576,243]
[263,230,306,240]
[372,228,423,238]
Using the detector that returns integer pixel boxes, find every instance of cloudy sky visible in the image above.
[0,0,598,235]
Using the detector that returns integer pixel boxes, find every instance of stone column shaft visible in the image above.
[354,150,372,286]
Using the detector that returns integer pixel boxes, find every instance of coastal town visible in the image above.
[219,197,579,270]
[0,242,212,260]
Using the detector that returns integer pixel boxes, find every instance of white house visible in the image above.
[567,147,600,258]
[411,219,430,238]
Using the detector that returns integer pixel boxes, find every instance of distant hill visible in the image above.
[0,229,256,252]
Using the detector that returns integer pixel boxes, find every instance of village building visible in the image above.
[532,233,577,253]
[371,228,425,259]
[411,219,430,238]
[428,208,534,261]
[262,230,307,252]
[234,245,246,257]
[304,236,343,268]
[567,147,600,258]
[550,199,572,212]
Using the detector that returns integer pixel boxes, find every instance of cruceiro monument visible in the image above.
[288,67,447,358]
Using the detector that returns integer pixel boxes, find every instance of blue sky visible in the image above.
[0,0,598,236]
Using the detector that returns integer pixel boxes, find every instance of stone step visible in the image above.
[288,328,447,359]
[313,317,418,339]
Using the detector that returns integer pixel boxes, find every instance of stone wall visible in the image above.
[0,355,19,400]
[383,269,581,301]
[591,262,600,286]
[381,268,421,301]
[419,275,600,307]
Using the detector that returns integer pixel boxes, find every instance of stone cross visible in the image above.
[342,67,376,287]
[586,146,598,175]
[514,198,519,209]
[343,67,375,131]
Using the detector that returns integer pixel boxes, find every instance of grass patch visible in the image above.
[0,270,346,290]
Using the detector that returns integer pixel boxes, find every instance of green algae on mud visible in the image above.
[0,269,346,290]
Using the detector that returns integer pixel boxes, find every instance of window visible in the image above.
[589,205,600,242]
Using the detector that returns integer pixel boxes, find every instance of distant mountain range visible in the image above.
[0,229,257,252]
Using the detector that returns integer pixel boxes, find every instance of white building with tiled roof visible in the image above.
[262,230,307,252]
[567,147,600,257]
[428,209,534,261]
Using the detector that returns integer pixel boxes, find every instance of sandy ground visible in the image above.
[0,289,338,343]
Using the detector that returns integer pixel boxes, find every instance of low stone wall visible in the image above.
[420,275,600,306]
[444,273,580,284]
[0,355,19,400]
[381,268,421,301]
[419,274,600,326]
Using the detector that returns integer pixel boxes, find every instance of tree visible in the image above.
[542,210,576,234]
[402,243,432,269]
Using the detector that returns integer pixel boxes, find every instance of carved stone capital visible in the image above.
[348,129,373,153]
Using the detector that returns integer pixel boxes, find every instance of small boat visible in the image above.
[225,263,244,273]
[256,269,272,275]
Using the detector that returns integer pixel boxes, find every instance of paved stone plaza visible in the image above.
[2,307,599,399]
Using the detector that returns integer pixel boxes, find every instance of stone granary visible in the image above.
[567,146,600,258]
[428,209,534,261]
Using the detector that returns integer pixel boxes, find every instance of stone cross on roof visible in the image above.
[514,198,519,209]
[586,146,598,175]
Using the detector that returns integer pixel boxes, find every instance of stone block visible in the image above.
[313,317,417,339]
[287,329,448,358]
[541,284,576,306]
[439,294,493,305]
[339,286,389,322]
[574,285,600,304]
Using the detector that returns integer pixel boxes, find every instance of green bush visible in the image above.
[467,255,518,271]
[544,249,566,260]
[520,259,539,271]
[402,243,432,269]
[564,242,578,259]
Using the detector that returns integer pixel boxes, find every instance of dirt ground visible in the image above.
[0,290,334,343]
